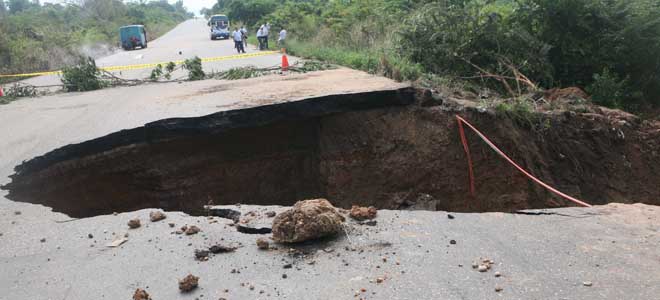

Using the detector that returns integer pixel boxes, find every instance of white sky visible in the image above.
[41,0,218,16]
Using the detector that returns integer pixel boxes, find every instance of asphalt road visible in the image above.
[1,19,659,300]
[23,18,289,87]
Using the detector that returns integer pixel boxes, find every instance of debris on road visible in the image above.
[447,214,455,219]
[272,199,345,243]
[194,249,210,261]
[149,211,167,222]
[40,238,46,243]
[495,286,503,292]
[236,224,272,234]
[256,238,270,250]
[106,237,128,248]
[265,211,277,218]
[128,218,141,229]
[473,258,495,272]
[350,205,378,221]
[185,225,200,235]
[583,281,593,287]
[179,274,199,292]
[209,244,237,254]
[133,288,151,300]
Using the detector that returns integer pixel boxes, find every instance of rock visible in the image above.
[376,277,384,284]
[256,238,270,250]
[447,214,455,219]
[128,219,141,229]
[282,274,287,279]
[179,274,199,292]
[40,238,46,243]
[168,223,175,228]
[87,234,93,239]
[265,211,277,218]
[477,265,488,272]
[149,211,167,222]
[349,205,377,221]
[283,263,292,269]
[495,286,503,292]
[272,199,345,243]
[195,249,210,261]
[14,211,21,215]
[133,288,151,300]
[209,244,236,254]
[450,239,456,245]
[494,271,502,277]
[185,225,200,235]
[583,281,593,287]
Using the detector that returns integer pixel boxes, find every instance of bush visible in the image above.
[183,56,205,81]
[586,68,629,109]
[61,57,105,92]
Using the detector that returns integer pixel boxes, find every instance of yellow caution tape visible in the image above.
[0,51,279,78]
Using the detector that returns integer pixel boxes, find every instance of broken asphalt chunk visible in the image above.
[349,205,377,221]
[179,274,199,292]
[149,211,167,222]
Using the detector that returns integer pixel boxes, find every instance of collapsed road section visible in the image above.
[3,88,660,218]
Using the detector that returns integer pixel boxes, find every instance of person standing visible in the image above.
[232,28,245,53]
[256,26,264,50]
[278,28,287,47]
[262,23,270,49]
[240,25,248,48]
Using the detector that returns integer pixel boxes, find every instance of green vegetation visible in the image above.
[206,0,660,112]
[61,56,106,92]
[0,0,192,77]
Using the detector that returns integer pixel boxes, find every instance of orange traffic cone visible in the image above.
[281,48,289,72]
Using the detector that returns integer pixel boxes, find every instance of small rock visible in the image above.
[265,211,277,218]
[447,214,455,219]
[128,219,141,229]
[185,225,200,235]
[14,211,21,215]
[179,274,199,292]
[87,234,94,239]
[194,249,210,261]
[349,205,378,221]
[283,263,292,269]
[376,277,384,284]
[449,240,456,245]
[583,281,593,287]
[149,211,167,222]
[133,288,151,300]
[494,271,502,277]
[477,265,488,272]
[40,238,46,243]
[495,286,503,292]
[168,223,176,228]
[256,238,270,250]
[209,244,236,254]
[282,274,287,279]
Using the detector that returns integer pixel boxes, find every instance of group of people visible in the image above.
[231,23,287,54]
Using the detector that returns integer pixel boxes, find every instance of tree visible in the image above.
[8,0,31,13]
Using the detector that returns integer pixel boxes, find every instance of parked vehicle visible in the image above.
[120,25,147,50]
[208,14,230,40]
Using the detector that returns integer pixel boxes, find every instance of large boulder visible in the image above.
[272,199,345,243]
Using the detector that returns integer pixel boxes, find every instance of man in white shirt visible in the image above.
[256,26,264,50]
[232,28,245,53]
[278,29,287,47]
[240,26,248,48]
[262,23,270,49]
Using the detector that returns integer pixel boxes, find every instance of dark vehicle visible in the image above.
[208,14,230,40]
[120,25,147,50]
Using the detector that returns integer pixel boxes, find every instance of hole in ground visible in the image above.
[3,88,659,218]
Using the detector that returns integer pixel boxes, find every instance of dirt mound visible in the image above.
[544,87,589,102]
[272,199,345,243]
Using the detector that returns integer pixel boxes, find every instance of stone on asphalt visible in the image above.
[272,199,345,243]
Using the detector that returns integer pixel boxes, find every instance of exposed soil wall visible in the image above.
[3,88,659,217]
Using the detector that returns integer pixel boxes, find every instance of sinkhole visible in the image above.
[3,87,658,218]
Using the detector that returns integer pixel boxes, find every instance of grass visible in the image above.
[249,37,423,82]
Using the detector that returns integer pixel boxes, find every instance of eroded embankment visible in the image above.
[3,88,659,217]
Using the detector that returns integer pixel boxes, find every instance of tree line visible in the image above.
[0,0,192,76]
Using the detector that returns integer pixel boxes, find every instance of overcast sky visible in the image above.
[42,0,218,16]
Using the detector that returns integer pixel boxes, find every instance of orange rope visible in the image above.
[456,115,591,207]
